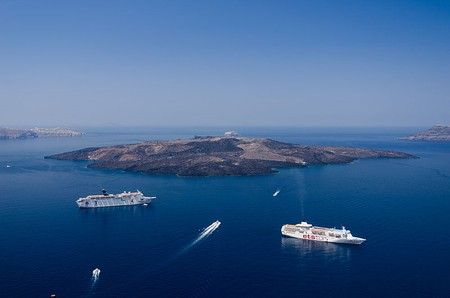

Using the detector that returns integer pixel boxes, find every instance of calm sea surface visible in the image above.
[1,127,449,297]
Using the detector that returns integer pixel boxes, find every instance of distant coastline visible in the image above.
[400,125,450,141]
[46,136,416,177]
[0,127,82,139]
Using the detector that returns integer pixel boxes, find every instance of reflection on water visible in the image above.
[78,204,154,219]
[281,236,352,263]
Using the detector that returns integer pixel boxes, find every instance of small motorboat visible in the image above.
[92,268,101,279]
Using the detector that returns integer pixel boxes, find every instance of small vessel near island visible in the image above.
[273,189,280,197]
[281,220,366,245]
[76,189,155,208]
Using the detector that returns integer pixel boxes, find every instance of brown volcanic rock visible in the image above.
[46,137,415,176]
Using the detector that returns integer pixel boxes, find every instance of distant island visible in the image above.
[0,127,82,139]
[400,125,450,141]
[46,136,415,176]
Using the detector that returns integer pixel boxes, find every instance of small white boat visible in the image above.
[92,268,101,278]
[203,220,221,233]
[273,190,280,197]
[6,165,11,168]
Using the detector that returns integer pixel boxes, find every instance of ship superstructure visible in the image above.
[281,221,365,245]
[76,189,155,208]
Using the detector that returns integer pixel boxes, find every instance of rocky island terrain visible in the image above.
[0,127,82,139]
[400,125,450,141]
[46,136,415,176]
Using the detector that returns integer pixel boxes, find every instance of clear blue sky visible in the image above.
[1,0,449,127]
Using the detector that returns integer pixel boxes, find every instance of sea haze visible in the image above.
[0,127,449,297]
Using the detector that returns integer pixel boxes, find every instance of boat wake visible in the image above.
[107,220,222,293]
[92,268,100,282]
[177,220,221,256]
[84,268,101,297]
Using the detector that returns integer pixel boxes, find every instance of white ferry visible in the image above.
[281,221,366,245]
[76,189,155,208]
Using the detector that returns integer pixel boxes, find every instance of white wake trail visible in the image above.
[105,221,221,291]
[178,220,221,255]
[85,268,101,297]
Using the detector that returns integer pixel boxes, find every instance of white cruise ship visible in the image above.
[76,189,155,208]
[281,220,366,245]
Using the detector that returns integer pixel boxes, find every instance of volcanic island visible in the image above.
[400,125,450,141]
[46,136,415,177]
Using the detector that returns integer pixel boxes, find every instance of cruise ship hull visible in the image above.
[76,191,155,208]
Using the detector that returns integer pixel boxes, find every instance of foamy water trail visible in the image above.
[178,220,221,256]
[107,221,221,292]
[300,195,304,220]
[296,174,306,220]
[84,268,100,297]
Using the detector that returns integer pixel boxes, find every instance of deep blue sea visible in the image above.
[1,127,450,297]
